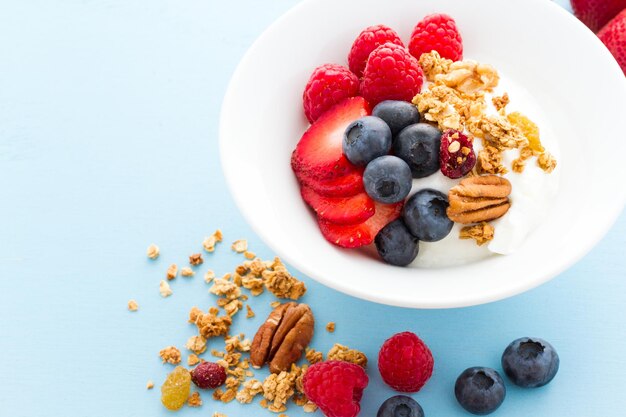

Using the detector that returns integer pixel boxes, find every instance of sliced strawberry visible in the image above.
[301,186,375,225]
[296,167,365,197]
[317,201,404,248]
[291,96,370,180]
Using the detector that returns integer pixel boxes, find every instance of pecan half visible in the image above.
[447,175,512,224]
[250,302,314,374]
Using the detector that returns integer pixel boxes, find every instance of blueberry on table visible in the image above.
[393,123,442,178]
[375,220,419,266]
[501,337,559,388]
[377,395,425,417]
[343,116,392,166]
[372,100,421,136]
[455,367,506,415]
[363,155,412,204]
[402,189,453,242]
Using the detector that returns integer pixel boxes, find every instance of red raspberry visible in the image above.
[190,361,226,389]
[378,332,434,392]
[409,13,463,61]
[303,64,359,123]
[598,9,626,75]
[360,43,424,107]
[440,129,476,179]
[348,24,404,78]
[303,361,369,417]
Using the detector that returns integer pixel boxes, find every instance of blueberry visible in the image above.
[377,395,425,417]
[343,116,392,166]
[393,123,441,178]
[363,156,412,204]
[372,100,421,137]
[402,189,453,242]
[375,220,419,266]
[501,337,559,388]
[455,367,506,415]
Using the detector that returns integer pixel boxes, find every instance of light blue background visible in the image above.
[1,0,624,416]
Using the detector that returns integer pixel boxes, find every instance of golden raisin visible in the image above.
[507,112,543,153]
[161,366,191,410]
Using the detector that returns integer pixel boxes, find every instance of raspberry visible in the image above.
[303,64,359,123]
[190,361,226,389]
[360,43,424,107]
[348,24,404,78]
[439,129,476,179]
[378,332,433,392]
[303,361,369,417]
[409,14,463,62]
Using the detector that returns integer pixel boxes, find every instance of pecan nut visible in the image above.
[447,175,512,224]
[250,302,314,374]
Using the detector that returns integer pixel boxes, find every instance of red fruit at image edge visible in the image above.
[571,0,626,33]
[348,24,404,78]
[409,13,463,62]
[303,64,360,123]
[360,43,424,106]
[598,9,626,75]
[190,362,226,389]
[378,331,434,392]
[303,361,369,417]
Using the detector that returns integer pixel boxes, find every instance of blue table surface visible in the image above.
[1,0,625,416]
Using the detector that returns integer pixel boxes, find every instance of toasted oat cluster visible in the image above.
[460,222,495,245]
[159,346,182,365]
[327,343,368,368]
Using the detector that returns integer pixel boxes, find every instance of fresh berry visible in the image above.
[439,129,476,179]
[348,25,405,78]
[318,201,403,248]
[301,186,375,225]
[372,100,421,137]
[161,366,192,410]
[292,97,370,181]
[361,43,424,106]
[303,64,360,123]
[303,361,369,417]
[378,332,434,393]
[377,395,425,417]
[297,167,365,197]
[190,361,226,389]
[393,123,442,178]
[343,116,392,166]
[501,337,559,388]
[403,189,453,242]
[363,156,412,204]
[455,367,506,415]
[375,219,419,266]
[598,9,626,75]
[409,13,463,61]
[571,0,626,32]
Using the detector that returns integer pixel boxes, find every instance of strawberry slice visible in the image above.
[291,96,370,180]
[317,201,404,248]
[301,186,375,225]
[296,167,365,197]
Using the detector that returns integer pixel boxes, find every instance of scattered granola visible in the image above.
[146,380,154,390]
[476,146,508,175]
[460,222,495,246]
[236,378,263,404]
[181,267,195,277]
[188,391,202,407]
[204,269,216,283]
[305,348,323,364]
[270,301,281,308]
[492,93,510,112]
[203,230,223,253]
[189,306,232,339]
[128,299,138,311]
[231,239,248,253]
[327,343,368,368]
[261,364,304,413]
[159,280,173,298]
[188,354,202,366]
[246,305,255,318]
[159,346,182,365]
[326,322,336,333]
[166,264,178,280]
[537,151,557,173]
[147,244,160,259]
[185,335,207,355]
[213,413,228,417]
[189,253,204,266]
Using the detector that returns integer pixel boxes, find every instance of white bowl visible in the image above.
[220,0,626,308]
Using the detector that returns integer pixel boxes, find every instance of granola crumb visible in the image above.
[189,253,204,266]
[189,307,232,339]
[159,280,173,297]
[278,414,288,417]
[325,322,335,333]
[166,264,178,280]
[159,346,182,365]
[185,335,207,354]
[146,380,154,389]
[213,412,228,417]
[204,269,215,283]
[181,267,195,277]
[262,365,302,413]
[418,50,453,81]
[263,261,307,300]
[127,299,138,311]
[537,152,557,173]
[246,305,255,318]
[236,378,263,404]
[270,301,281,308]
[203,229,223,253]
[187,354,201,366]
[305,348,324,364]
[146,244,160,259]
[188,391,202,407]
[231,239,248,253]
[460,222,495,246]
[303,402,318,413]
[476,145,508,175]
[511,156,527,173]
[244,251,256,260]
[492,93,510,112]
[327,343,367,368]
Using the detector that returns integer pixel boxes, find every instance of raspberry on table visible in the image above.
[303,360,369,417]
[348,24,404,78]
[360,43,424,106]
[378,331,433,392]
[409,13,463,62]
[190,361,227,389]
[303,64,360,123]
